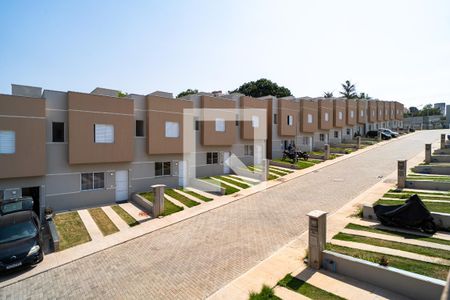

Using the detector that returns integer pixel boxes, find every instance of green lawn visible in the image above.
[269,166,293,173]
[165,188,200,207]
[389,189,450,196]
[407,175,450,182]
[139,192,184,216]
[88,208,119,236]
[54,211,91,251]
[111,205,140,226]
[182,189,213,202]
[330,147,354,154]
[278,274,345,300]
[268,168,289,176]
[376,199,450,214]
[214,176,251,189]
[249,285,280,300]
[333,232,450,260]
[272,158,317,170]
[345,223,450,246]
[228,175,258,185]
[383,192,450,201]
[327,243,449,280]
[202,177,240,195]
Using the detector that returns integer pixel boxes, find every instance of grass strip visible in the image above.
[54,212,91,251]
[376,199,450,214]
[165,188,200,207]
[111,205,140,226]
[327,243,449,280]
[345,223,450,246]
[215,176,251,189]
[202,177,240,195]
[228,175,258,185]
[383,193,450,201]
[268,168,289,176]
[269,166,294,173]
[278,274,345,300]
[389,189,450,196]
[407,175,450,182]
[333,232,450,260]
[139,192,184,216]
[182,189,213,202]
[88,208,119,236]
[249,285,281,300]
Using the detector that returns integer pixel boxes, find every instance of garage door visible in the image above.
[115,170,128,202]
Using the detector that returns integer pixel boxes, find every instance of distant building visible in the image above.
[434,102,446,115]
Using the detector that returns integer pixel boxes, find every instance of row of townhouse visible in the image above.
[0,84,404,217]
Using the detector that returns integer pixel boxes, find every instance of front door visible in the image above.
[115,170,128,202]
[223,152,230,174]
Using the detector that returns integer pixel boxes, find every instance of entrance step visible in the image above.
[102,206,129,231]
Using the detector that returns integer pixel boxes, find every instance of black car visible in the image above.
[365,130,391,140]
[0,210,43,271]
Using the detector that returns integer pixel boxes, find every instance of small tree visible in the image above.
[177,89,198,98]
[339,80,357,99]
[323,91,334,98]
[117,91,128,98]
[358,92,371,100]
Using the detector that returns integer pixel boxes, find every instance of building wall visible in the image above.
[318,99,333,130]
[200,95,236,146]
[277,97,298,137]
[68,92,134,164]
[0,94,46,179]
[299,99,318,133]
[357,100,367,124]
[376,100,384,122]
[368,100,377,123]
[333,99,346,128]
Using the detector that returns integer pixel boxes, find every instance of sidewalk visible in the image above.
[208,133,431,300]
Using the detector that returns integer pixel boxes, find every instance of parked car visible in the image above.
[0,210,43,271]
[365,130,391,140]
[0,198,43,272]
[380,128,399,138]
[409,128,415,132]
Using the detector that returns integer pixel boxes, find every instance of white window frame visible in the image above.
[80,172,105,191]
[319,134,325,142]
[251,115,260,128]
[0,130,15,154]
[155,161,171,176]
[94,124,114,144]
[324,112,329,122]
[338,111,343,120]
[287,115,293,126]
[244,145,254,156]
[334,131,339,138]
[302,137,309,145]
[307,113,313,124]
[165,121,179,138]
[350,110,354,119]
[215,118,225,132]
[360,110,364,117]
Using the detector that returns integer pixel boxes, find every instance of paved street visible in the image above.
[0,130,445,300]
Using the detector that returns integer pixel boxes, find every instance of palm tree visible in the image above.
[339,80,357,99]
[323,91,333,98]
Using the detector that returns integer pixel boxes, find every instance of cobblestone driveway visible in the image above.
[0,131,442,300]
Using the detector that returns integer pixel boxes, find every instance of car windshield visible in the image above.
[0,220,37,243]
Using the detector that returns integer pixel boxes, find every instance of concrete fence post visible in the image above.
[324,144,330,160]
[307,210,327,270]
[261,159,269,181]
[397,160,407,189]
[425,144,432,164]
[356,136,361,149]
[441,134,446,150]
[151,184,166,217]
[377,131,382,142]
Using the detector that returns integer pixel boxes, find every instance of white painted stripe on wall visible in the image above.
[68,109,134,117]
[0,114,45,119]
[46,191,80,197]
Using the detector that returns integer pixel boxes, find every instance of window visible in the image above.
[391,109,394,115]
[338,111,343,120]
[334,131,339,138]
[136,120,144,137]
[302,137,309,145]
[251,115,259,128]
[324,112,329,122]
[215,118,225,132]
[287,115,293,126]
[155,162,171,176]
[396,109,399,114]
[81,172,104,191]
[386,109,388,115]
[94,124,114,143]
[346,128,351,135]
[350,110,354,118]
[0,130,15,154]
[360,110,364,117]
[195,118,199,131]
[372,111,375,117]
[165,121,179,138]
[273,114,277,124]
[307,113,313,124]
[52,122,64,142]
[319,134,325,142]
[207,152,219,164]
[244,145,254,156]
[379,109,382,115]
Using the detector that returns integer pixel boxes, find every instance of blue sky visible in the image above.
[1,0,449,107]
